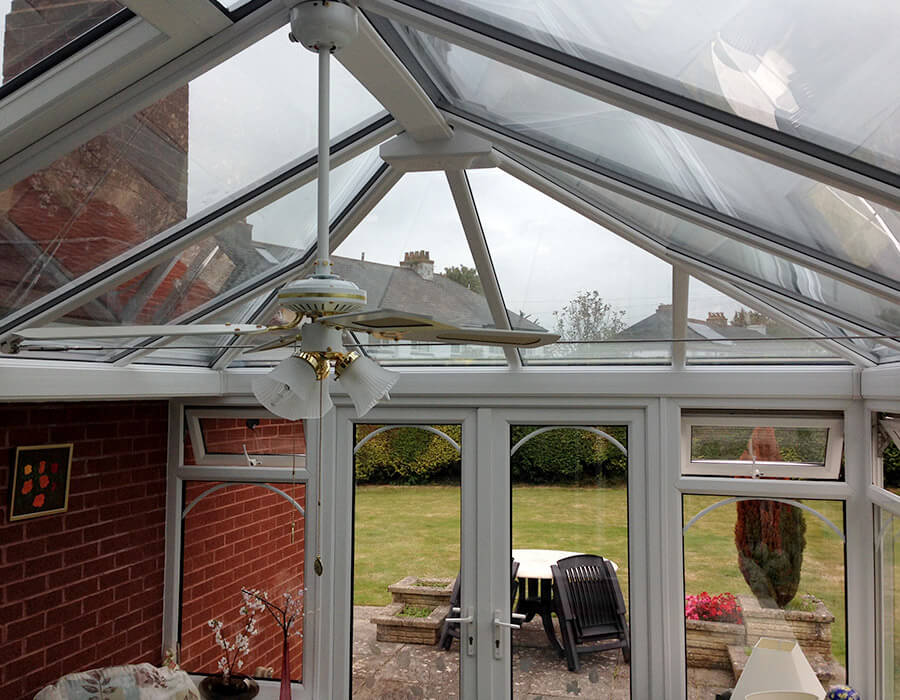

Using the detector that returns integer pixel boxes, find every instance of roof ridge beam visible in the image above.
[337,12,451,142]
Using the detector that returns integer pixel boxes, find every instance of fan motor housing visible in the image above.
[289,1,358,52]
[278,277,367,316]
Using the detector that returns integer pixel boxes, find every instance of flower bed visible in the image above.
[685,593,746,669]
[740,594,834,656]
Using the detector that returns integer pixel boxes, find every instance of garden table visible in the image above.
[511,549,618,654]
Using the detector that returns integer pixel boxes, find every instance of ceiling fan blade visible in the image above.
[244,334,304,354]
[400,327,560,348]
[320,309,454,334]
[15,323,270,342]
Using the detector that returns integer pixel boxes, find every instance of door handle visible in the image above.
[446,606,476,656]
[445,606,474,624]
[493,609,519,659]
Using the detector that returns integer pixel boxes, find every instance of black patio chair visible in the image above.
[550,554,631,671]
[439,560,520,650]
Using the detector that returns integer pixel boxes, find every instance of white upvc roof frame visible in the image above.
[680,413,844,479]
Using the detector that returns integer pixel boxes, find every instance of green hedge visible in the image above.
[354,424,462,484]
[510,426,627,484]
[353,424,627,485]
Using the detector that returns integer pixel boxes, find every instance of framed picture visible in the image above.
[8,443,73,521]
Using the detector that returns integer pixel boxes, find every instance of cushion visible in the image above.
[34,663,199,700]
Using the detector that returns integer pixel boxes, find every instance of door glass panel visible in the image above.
[510,425,630,697]
[879,508,900,698]
[351,424,462,698]
[683,496,846,698]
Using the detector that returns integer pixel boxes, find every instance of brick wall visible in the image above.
[180,482,305,681]
[0,401,169,700]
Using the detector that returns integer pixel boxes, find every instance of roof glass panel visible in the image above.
[526,156,900,339]
[0,25,381,321]
[1,0,125,88]
[332,171,505,366]
[686,277,841,364]
[43,147,383,364]
[467,168,671,365]
[745,285,894,363]
[390,26,900,288]
[425,0,900,172]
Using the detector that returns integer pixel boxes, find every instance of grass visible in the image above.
[353,485,846,663]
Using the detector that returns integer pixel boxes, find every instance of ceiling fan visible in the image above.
[3,0,558,420]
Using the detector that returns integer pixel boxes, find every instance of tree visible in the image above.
[733,428,806,608]
[553,290,626,341]
[442,265,483,296]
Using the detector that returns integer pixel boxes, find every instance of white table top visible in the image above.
[512,548,618,579]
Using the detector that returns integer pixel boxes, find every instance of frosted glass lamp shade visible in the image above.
[336,354,398,417]
[252,355,333,420]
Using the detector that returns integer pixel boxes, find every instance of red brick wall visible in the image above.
[180,482,305,681]
[0,401,169,700]
[185,417,306,465]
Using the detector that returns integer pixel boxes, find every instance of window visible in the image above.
[185,408,305,468]
[681,413,843,479]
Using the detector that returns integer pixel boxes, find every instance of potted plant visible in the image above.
[198,591,260,700]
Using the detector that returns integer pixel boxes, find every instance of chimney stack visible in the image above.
[400,250,434,280]
[706,311,728,327]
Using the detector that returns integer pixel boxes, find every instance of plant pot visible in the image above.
[371,602,451,645]
[685,618,746,669]
[388,576,454,607]
[198,675,260,700]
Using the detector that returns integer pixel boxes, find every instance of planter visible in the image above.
[740,594,834,657]
[388,576,454,608]
[198,675,259,700]
[685,618,746,669]
[371,602,451,645]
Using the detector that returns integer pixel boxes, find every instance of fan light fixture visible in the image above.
[252,1,397,421]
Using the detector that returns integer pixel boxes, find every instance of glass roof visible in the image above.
[0,1,897,371]
[686,277,840,364]
[411,0,900,173]
[389,25,900,290]
[467,168,671,365]
[0,25,381,321]
[333,171,505,366]
[0,0,126,89]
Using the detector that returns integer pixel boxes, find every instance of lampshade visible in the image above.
[335,352,398,417]
[252,355,333,420]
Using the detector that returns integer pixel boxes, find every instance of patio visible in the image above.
[353,605,732,698]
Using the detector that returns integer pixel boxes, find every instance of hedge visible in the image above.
[353,424,627,485]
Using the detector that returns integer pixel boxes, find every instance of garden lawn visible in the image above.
[353,485,845,663]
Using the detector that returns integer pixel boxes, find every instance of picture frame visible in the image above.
[8,443,73,521]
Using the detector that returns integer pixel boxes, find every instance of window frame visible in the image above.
[680,413,844,479]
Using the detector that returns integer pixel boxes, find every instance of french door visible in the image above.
[328,405,649,699]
